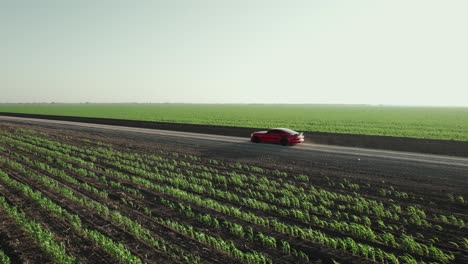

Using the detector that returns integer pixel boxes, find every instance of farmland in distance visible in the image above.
[0,122,467,263]
[1,103,468,141]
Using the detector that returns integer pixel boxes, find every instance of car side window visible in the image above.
[268,130,280,134]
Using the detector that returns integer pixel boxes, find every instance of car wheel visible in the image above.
[281,138,289,146]
[252,137,261,143]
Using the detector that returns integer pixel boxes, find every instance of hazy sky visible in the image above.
[1,1,467,105]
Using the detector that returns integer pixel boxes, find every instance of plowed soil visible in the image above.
[0,120,467,263]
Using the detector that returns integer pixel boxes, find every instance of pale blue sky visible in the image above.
[1,0,467,105]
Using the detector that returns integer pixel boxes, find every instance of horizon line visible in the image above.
[1,102,468,108]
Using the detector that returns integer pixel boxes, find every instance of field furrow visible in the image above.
[0,123,466,263]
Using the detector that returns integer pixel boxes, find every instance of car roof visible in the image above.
[270,128,299,134]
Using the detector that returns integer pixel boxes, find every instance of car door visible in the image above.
[262,130,273,142]
[271,130,283,143]
[265,130,281,143]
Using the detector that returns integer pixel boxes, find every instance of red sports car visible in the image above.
[250,128,304,146]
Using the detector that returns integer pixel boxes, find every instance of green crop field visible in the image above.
[1,103,468,141]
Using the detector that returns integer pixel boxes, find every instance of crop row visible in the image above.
[0,137,290,263]
[0,249,9,264]
[0,139,273,263]
[0,168,141,264]
[8,131,465,240]
[0,136,450,262]
[0,133,454,260]
[0,127,466,263]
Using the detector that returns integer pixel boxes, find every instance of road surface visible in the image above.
[1,115,467,191]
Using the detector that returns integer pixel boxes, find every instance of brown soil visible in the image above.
[0,206,54,263]
[0,120,467,263]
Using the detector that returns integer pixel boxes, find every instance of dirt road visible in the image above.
[1,115,467,194]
